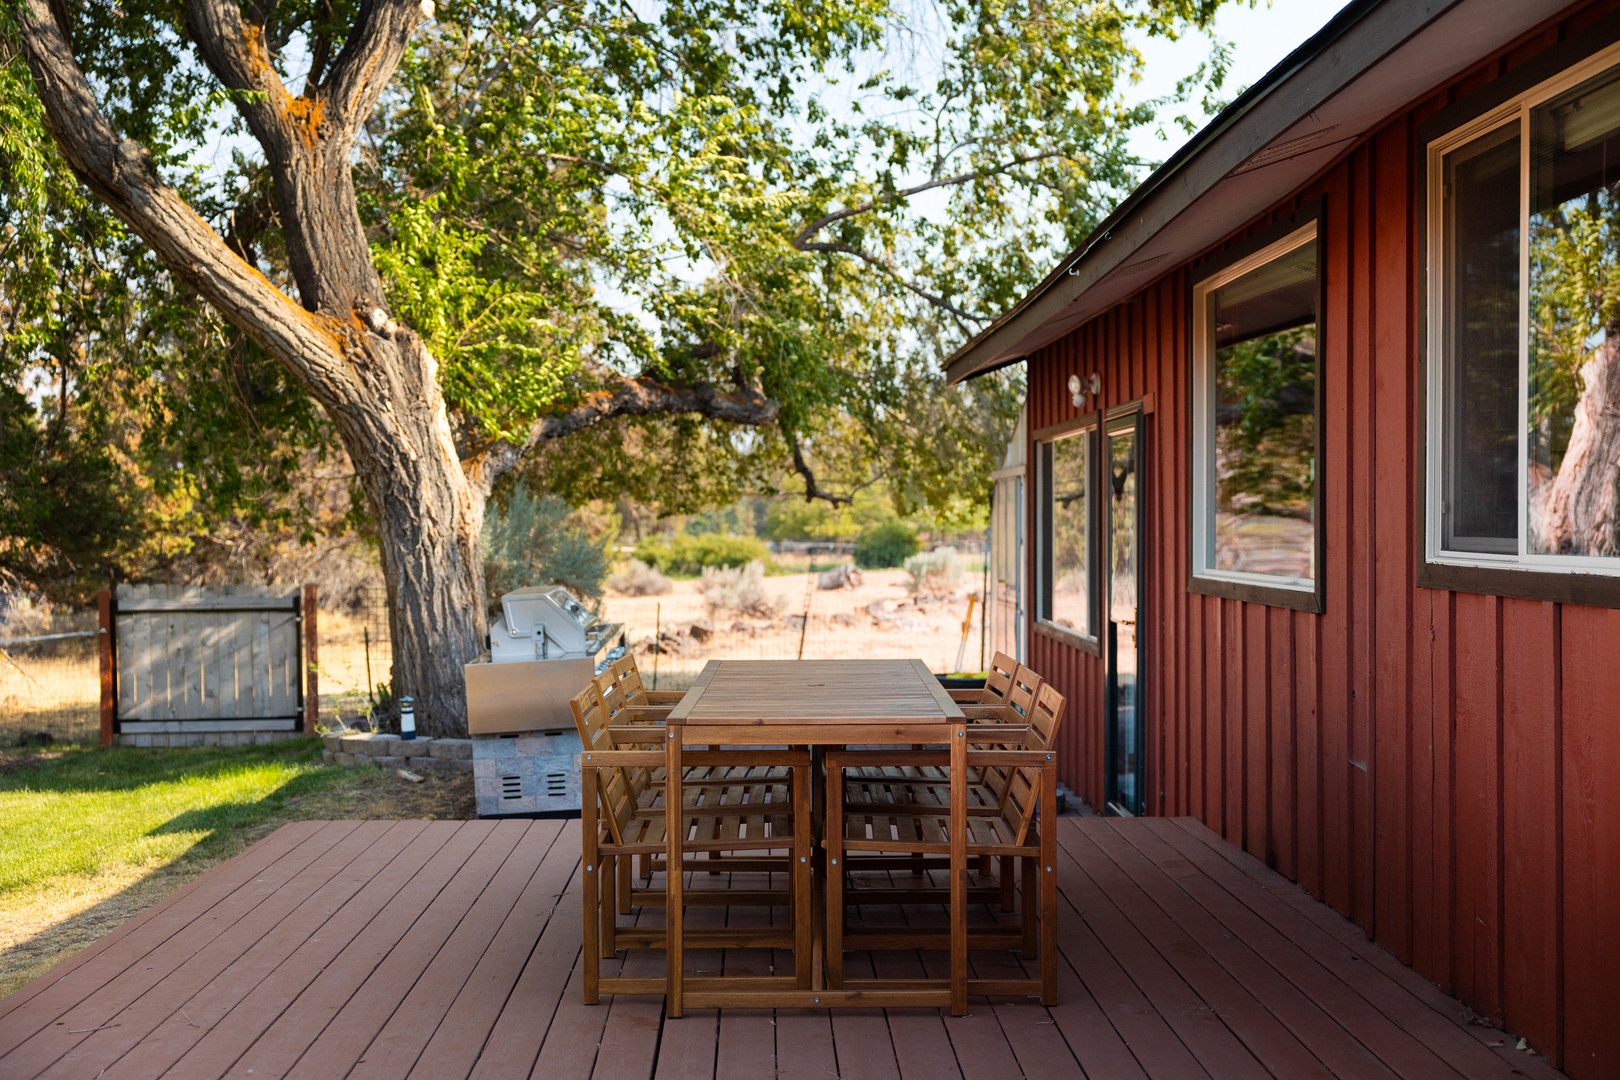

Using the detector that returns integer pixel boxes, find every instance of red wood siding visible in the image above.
[1022,5,1620,1075]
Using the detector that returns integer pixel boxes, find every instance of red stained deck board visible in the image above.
[222,820,497,1080]
[1073,822,1404,1080]
[94,820,437,1080]
[0,817,1578,1080]
[1060,825,1339,1080]
[0,821,366,1075]
[1156,818,1567,1080]
[167,821,464,1079]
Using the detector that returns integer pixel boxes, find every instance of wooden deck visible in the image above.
[0,817,1567,1079]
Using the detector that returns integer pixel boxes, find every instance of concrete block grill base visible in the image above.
[471,730,583,817]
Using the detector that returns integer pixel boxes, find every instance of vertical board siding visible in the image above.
[1019,5,1620,1074]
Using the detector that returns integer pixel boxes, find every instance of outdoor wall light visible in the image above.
[1068,373,1100,409]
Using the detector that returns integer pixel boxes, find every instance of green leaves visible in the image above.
[6,0,1237,580]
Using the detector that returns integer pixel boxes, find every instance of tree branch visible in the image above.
[15,0,353,398]
[468,376,780,494]
[783,429,852,506]
[183,0,298,154]
[790,151,1070,330]
[325,0,433,140]
[791,151,1067,248]
[795,238,986,330]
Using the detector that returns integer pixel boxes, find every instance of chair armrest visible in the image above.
[617,706,672,723]
[828,747,1052,769]
[642,690,686,705]
[580,749,665,768]
[947,688,985,703]
[958,703,1021,722]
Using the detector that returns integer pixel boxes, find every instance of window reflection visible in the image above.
[1529,68,1620,556]
[1046,433,1089,636]
[1208,237,1318,581]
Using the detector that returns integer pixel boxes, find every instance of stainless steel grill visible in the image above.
[466,586,623,817]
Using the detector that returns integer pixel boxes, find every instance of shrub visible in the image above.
[606,559,672,597]
[854,520,919,569]
[483,488,610,611]
[904,547,962,594]
[700,561,786,618]
[633,533,772,577]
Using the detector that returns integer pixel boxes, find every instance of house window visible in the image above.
[1190,221,1321,605]
[1037,427,1094,641]
[1429,51,1620,576]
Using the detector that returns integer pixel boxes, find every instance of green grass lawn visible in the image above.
[0,740,346,894]
[0,738,473,997]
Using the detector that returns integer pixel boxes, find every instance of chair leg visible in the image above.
[601,853,619,958]
[1039,765,1058,1006]
[582,771,602,1005]
[824,757,844,989]
[618,855,633,915]
[1021,855,1037,956]
[666,731,685,1018]
[1000,855,1016,912]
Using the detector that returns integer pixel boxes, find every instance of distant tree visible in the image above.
[8,0,1233,733]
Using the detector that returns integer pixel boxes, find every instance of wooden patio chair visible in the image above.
[590,659,795,892]
[945,650,1020,705]
[577,699,812,1006]
[571,684,799,951]
[595,652,685,714]
[822,683,1067,1004]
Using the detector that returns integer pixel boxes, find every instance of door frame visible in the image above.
[1103,403,1148,817]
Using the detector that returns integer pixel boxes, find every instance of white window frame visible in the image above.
[1190,222,1320,596]
[1035,423,1097,648]
[1426,40,1620,577]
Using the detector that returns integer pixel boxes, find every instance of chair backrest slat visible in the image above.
[981,664,1044,804]
[979,652,1019,705]
[999,684,1066,845]
[570,684,635,844]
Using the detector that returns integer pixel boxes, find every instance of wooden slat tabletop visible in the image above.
[667,660,964,726]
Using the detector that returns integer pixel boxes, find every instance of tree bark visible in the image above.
[1531,336,1620,557]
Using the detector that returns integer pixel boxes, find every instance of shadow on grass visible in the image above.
[0,739,328,796]
[0,780,332,999]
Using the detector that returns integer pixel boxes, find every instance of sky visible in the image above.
[1126,0,1351,166]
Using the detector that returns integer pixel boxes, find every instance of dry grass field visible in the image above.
[0,563,988,744]
[0,650,101,746]
[599,565,989,689]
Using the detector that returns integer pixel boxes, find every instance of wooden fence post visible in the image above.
[98,589,114,747]
[302,584,318,735]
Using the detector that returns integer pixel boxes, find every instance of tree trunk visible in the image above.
[1531,336,1620,556]
[331,333,488,738]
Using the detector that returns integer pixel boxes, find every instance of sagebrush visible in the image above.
[607,559,672,596]
[700,561,786,618]
[904,548,962,594]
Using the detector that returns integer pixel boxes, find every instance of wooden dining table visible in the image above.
[662,658,972,1016]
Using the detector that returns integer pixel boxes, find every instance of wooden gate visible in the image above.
[96,584,318,747]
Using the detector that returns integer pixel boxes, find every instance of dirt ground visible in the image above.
[600,566,990,689]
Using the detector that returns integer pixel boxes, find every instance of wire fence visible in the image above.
[0,605,101,744]
[1,543,995,741]
[599,555,991,692]
[317,585,394,722]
